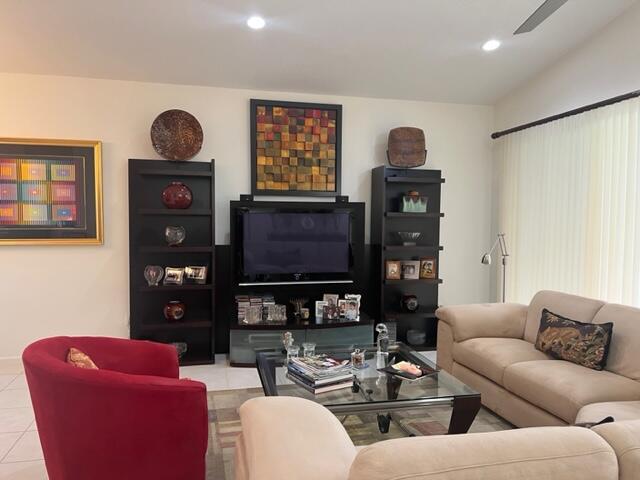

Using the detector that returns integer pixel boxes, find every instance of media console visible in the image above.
[228,198,374,365]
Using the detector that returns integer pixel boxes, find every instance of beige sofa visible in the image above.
[234,396,640,480]
[436,290,640,427]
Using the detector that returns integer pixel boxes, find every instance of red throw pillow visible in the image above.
[66,347,99,370]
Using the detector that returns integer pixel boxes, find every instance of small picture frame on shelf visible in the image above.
[323,293,339,306]
[164,267,185,285]
[337,299,347,317]
[420,257,437,279]
[345,293,361,321]
[185,265,207,284]
[401,261,420,280]
[385,260,401,280]
[323,304,340,321]
[315,301,328,320]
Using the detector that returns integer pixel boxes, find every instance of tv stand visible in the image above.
[229,315,374,366]
[228,198,372,365]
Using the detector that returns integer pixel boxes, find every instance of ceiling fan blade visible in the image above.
[514,0,569,34]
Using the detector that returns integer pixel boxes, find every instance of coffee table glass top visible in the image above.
[256,342,478,409]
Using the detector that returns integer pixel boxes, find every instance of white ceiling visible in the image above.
[0,0,636,104]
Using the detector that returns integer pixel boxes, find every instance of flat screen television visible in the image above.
[231,202,364,286]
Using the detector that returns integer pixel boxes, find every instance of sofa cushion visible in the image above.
[524,290,605,343]
[535,309,613,370]
[453,338,551,385]
[592,420,640,480]
[576,401,640,424]
[348,426,618,480]
[592,303,640,381]
[503,360,640,423]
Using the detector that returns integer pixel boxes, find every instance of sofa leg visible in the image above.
[448,396,481,434]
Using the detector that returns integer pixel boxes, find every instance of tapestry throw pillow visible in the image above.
[66,347,99,370]
[535,308,613,370]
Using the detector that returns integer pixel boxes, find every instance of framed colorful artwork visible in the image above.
[250,99,342,196]
[0,138,103,245]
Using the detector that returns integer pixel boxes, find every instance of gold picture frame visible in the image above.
[0,138,103,245]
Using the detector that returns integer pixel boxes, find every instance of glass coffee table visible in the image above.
[255,342,480,435]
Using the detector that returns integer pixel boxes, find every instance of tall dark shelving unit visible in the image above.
[371,166,444,350]
[128,159,216,365]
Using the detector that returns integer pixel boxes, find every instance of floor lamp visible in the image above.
[481,233,509,303]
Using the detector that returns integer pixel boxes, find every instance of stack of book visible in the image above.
[287,355,354,394]
[235,295,250,323]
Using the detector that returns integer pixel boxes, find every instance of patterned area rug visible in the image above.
[206,388,513,479]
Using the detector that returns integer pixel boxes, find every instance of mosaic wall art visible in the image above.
[0,139,103,245]
[250,99,342,196]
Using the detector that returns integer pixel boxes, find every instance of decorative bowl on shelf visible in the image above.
[401,294,419,312]
[161,181,193,209]
[151,109,203,161]
[400,191,428,213]
[164,300,186,322]
[396,231,421,246]
[406,329,427,346]
[165,226,186,246]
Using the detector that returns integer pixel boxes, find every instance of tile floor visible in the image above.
[0,350,437,479]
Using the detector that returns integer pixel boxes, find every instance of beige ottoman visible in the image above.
[576,401,640,424]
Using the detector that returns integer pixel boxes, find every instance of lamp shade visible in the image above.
[481,253,492,265]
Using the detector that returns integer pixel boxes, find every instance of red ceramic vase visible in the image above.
[161,182,193,209]
[163,300,186,322]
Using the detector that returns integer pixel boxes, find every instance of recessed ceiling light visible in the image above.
[482,39,501,52]
[247,16,266,30]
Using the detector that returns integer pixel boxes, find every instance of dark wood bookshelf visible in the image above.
[138,208,212,216]
[384,306,438,320]
[385,212,444,218]
[129,159,216,366]
[383,245,443,252]
[139,246,214,253]
[140,321,213,331]
[385,177,445,184]
[371,166,443,348]
[139,284,215,292]
[139,168,213,177]
[383,279,443,285]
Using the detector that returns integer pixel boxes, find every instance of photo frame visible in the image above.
[185,265,207,284]
[323,304,340,321]
[345,293,361,321]
[420,257,437,279]
[337,299,347,317]
[401,260,420,280]
[0,138,103,245]
[250,99,342,196]
[385,260,401,280]
[315,300,328,320]
[322,293,339,306]
[164,267,185,285]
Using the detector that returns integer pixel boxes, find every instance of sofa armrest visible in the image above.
[348,427,617,480]
[593,420,640,480]
[237,397,357,480]
[436,303,527,342]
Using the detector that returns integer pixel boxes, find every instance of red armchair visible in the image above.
[22,336,208,480]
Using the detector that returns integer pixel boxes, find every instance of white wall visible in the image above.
[0,73,494,357]
[496,1,640,130]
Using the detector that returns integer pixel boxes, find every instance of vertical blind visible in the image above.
[496,97,640,305]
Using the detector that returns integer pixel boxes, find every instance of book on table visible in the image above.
[286,372,354,394]
[286,355,354,394]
